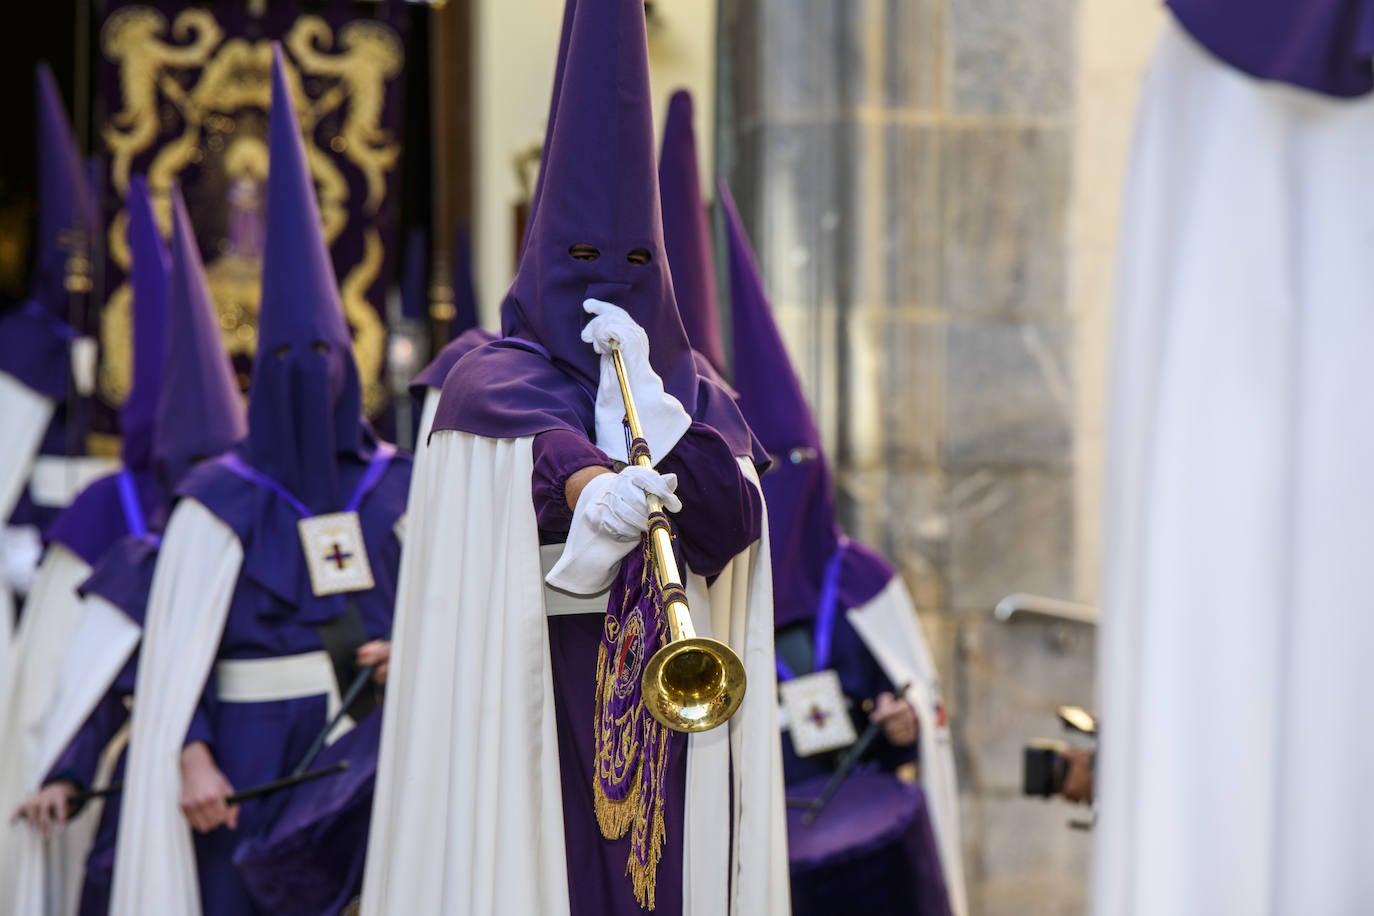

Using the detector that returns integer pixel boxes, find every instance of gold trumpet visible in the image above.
[609,342,747,733]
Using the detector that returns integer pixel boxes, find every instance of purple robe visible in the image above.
[532,422,761,915]
[231,711,383,915]
[126,51,412,915]
[44,535,159,916]
[1169,0,1374,97]
[35,176,247,915]
[174,446,410,915]
[787,773,951,916]
[425,0,773,907]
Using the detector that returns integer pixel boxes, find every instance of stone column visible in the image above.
[719,1,1093,911]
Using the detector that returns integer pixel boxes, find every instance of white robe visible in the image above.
[0,371,55,617]
[1095,20,1374,915]
[848,578,968,916]
[0,546,96,916]
[0,371,54,524]
[415,386,441,451]
[108,500,242,916]
[363,431,789,915]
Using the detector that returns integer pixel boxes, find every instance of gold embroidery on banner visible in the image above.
[593,549,670,910]
[97,7,401,416]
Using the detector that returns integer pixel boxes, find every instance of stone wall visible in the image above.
[717,0,1159,911]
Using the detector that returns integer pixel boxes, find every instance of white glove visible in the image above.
[69,337,98,398]
[545,466,681,595]
[581,299,692,466]
[0,525,43,596]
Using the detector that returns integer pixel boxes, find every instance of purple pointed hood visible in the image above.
[659,90,726,374]
[719,181,892,626]
[498,0,697,410]
[157,185,247,484]
[121,177,169,471]
[247,46,368,513]
[31,62,98,320]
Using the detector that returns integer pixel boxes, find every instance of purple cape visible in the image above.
[787,772,952,916]
[46,471,167,567]
[408,326,498,401]
[1169,0,1374,97]
[232,711,382,915]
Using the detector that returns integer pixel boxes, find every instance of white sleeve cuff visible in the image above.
[544,473,637,595]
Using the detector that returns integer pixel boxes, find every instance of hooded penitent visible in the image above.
[718,180,893,627]
[31,64,98,322]
[72,180,248,618]
[658,89,726,375]
[0,64,100,443]
[45,178,170,565]
[245,46,368,514]
[435,0,778,462]
[441,0,698,439]
[174,45,408,619]
[408,0,581,411]
[501,0,696,404]
[33,185,249,916]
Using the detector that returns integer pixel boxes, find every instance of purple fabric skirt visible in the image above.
[194,694,330,916]
[232,710,381,916]
[548,613,688,916]
[787,771,952,916]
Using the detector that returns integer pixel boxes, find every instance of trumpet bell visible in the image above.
[642,636,747,733]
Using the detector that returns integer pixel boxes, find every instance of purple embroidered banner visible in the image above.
[94,0,412,431]
[594,539,678,909]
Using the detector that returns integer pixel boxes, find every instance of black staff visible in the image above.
[68,665,378,810]
[800,681,913,826]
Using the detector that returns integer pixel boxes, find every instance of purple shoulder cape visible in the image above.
[433,338,765,465]
[408,326,498,399]
[232,710,381,915]
[45,470,169,568]
[78,533,161,627]
[1169,0,1374,97]
[0,302,73,401]
[175,438,412,617]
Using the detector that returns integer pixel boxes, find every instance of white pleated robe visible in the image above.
[362,431,790,915]
[1095,20,1374,915]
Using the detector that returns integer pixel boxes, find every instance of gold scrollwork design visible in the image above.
[98,6,402,417]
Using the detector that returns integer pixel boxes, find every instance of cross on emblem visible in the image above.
[807,704,830,728]
[324,542,353,571]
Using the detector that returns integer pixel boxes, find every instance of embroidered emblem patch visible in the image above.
[298,511,375,596]
[780,669,857,757]
[593,540,673,910]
